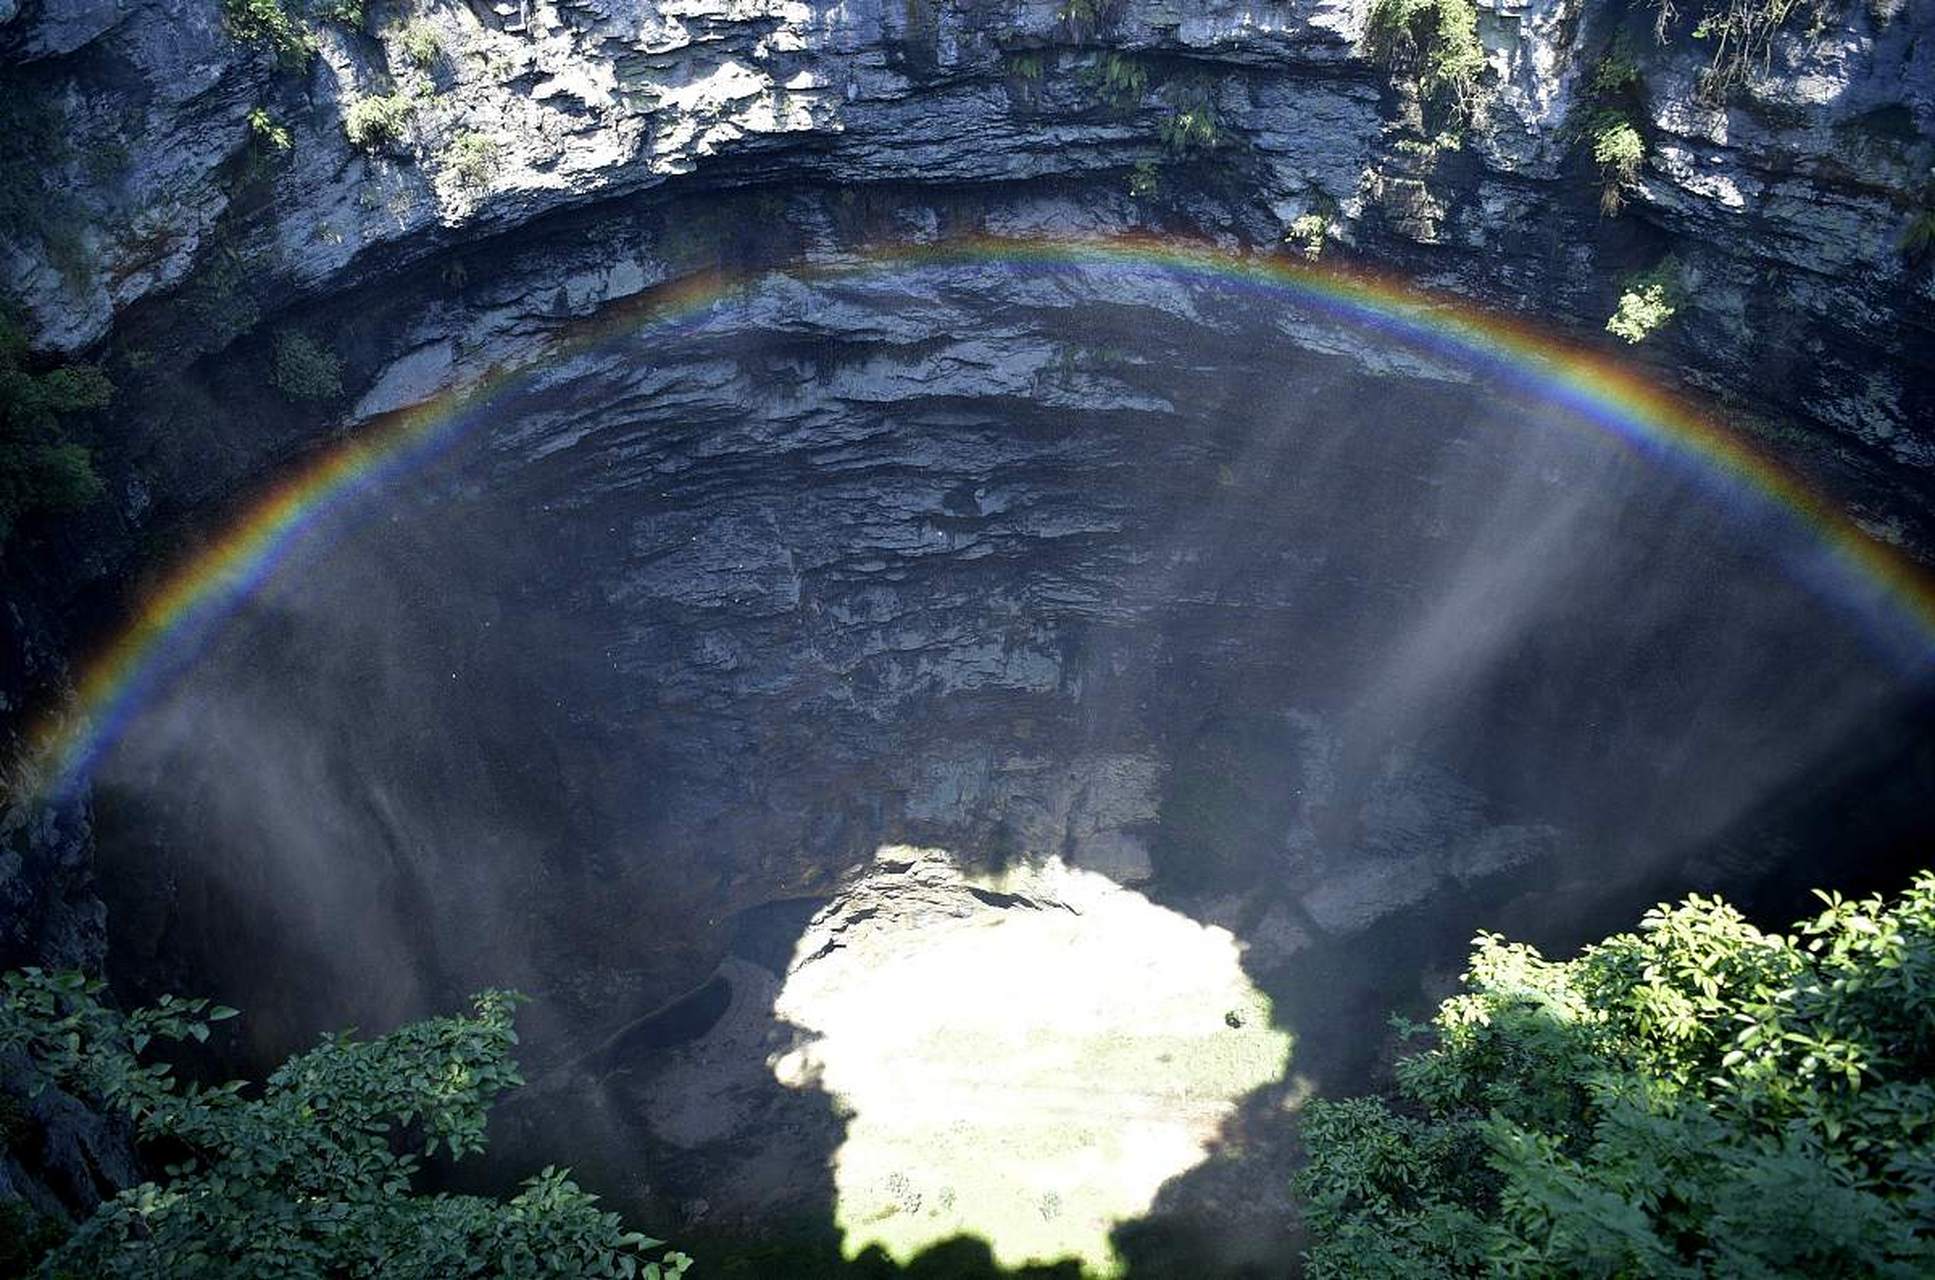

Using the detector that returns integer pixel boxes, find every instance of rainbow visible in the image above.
[21,232,1935,799]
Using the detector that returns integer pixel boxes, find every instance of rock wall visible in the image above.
[2,0,1931,445]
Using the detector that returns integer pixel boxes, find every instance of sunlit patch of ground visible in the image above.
[769,847,1293,1274]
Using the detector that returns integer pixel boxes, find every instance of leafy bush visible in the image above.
[0,1199,67,1275]
[1158,106,1220,156]
[0,971,693,1279]
[222,0,318,64]
[1605,256,1684,343]
[1366,0,1486,118]
[1588,110,1645,214]
[0,307,109,549]
[222,0,368,55]
[316,0,367,26]
[393,18,442,68]
[270,331,343,401]
[444,131,501,191]
[343,93,416,152]
[1158,77,1222,158]
[1296,873,1935,1277]
[1286,212,1330,260]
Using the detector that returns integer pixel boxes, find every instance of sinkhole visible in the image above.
[80,248,1935,1273]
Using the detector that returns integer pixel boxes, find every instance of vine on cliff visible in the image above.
[1646,0,1834,101]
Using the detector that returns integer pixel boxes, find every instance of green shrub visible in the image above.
[1296,872,1935,1277]
[1605,256,1684,343]
[270,330,343,401]
[1157,77,1222,158]
[1127,159,1160,199]
[444,131,500,190]
[0,970,694,1279]
[1588,110,1645,214]
[0,307,110,548]
[392,18,442,68]
[343,93,416,152]
[1286,212,1330,260]
[221,0,318,63]
[1159,108,1219,156]
[1367,0,1486,118]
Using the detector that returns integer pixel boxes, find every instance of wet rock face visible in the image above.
[78,253,1934,1262]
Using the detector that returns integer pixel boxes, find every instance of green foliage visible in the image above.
[1158,84,1221,158]
[393,18,443,68]
[1004,50,1045,82]
[343,93,417,152]
[1590,115,1644,180]
[1605,256,1684,343]
[1159,109,1220,156]
[1090,53,1148,112]
[1588,110,1645,214]
[316,0,367,26]
[1580,34,1647,217]
[0,307,110,549]
[1296,873,1935,1277]
[222,0,318,64]
[1591,37,1643,97]
[1285,212,1330,260]
[220,0,371,61]
[0,970,693,1279]
[248,107,294,154]
[269,331,343,402]
[1645,0,1830,101]
[1366,0,1486,118]
[1127,160,1160,200]
[445,131,501,191]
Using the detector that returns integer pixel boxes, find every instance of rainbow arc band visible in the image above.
[26,233,1935,800]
